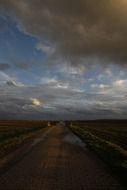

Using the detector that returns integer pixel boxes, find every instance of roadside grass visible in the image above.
[69,124,127,183]
[70,121,127,150]
[0,121,48,158]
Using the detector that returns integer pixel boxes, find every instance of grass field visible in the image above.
[69,120,127,182]
[0,120,48,158]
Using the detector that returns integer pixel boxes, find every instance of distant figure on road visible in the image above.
[48,122,51,127]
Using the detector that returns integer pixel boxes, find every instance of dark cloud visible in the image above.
[1,0,127,64]
[0,80,127,120]
[0,63,10,70]
[6,80,16,86]
[1,1,127,119]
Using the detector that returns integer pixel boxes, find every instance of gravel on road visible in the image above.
[0,124,123,190]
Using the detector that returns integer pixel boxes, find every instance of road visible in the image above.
[0,124,123,190]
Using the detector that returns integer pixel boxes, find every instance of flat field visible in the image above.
[69,120,127,181]
[70,120,127,149]
[0,120,47,158]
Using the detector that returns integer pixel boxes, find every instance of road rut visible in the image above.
[0,124,123,190]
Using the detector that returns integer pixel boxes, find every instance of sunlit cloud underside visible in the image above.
[0,1,127,119]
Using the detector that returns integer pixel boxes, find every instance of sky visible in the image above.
[0,0,127,120]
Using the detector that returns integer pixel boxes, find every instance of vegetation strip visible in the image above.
[0,121,47,158]
[69,124,127,182]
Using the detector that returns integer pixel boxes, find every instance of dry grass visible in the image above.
[0,120,47,158]
[69,121,127,183]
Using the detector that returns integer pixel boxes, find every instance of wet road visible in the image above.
[0,124,123,190]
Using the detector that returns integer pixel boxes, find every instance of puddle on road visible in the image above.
[63,133,86,148]
[32,127,54,147]
[32,137,44,146]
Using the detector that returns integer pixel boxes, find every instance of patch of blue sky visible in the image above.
[0,14,45,67]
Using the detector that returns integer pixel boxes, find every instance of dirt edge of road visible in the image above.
[0,126,54,176]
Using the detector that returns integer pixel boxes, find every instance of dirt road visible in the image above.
[0,124,123,190]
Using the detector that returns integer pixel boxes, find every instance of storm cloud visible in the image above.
[0,72,127,120]
[0,0,127,64]
[1,1,127,120]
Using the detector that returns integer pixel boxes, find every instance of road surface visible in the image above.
[0,124,123,190]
